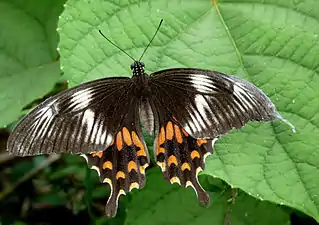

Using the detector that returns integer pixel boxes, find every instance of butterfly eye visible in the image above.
[140,62,145,67]
[130,63,135,70]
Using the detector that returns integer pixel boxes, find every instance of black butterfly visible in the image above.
[7,20,294,217]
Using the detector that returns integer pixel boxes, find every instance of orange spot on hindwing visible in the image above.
[92,151,103,158]
[157,147,165,155]
[128,161,138,172]
[132,131,146,156]
[168,155,178,166]
[103,161,113,170]
[116,131,123,150]
[191,150,200,159]
[174,124,183,143]
[197,139,207,146]
[116,171,126,180]
[136,150,146,156]
[156,127,166,157]
[181,162,191,171]
[122,127,132,146]
[158,127,165,145]
[137,149,146,157]
[166,121,174,140]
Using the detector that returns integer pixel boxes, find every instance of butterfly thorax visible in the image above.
[131,61,151,96]
[131,61,146,77]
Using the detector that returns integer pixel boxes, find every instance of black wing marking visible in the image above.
[149,68,281,139]
[7,77,136,156]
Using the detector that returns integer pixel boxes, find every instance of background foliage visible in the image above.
[0,0,318,224]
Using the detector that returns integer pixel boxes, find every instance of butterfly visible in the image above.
[7,19,294,217]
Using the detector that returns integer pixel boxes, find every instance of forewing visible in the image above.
[150,68,279,139]
[7,77,136,156]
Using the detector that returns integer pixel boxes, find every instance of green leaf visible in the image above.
[0,0,64,127]
[204,0,319,222]
[58,0,319,222]
[125,169,289,225]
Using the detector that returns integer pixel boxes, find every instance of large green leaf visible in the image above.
[58,0,319,222]
[0,0,65,127]
[205,0,319,221]
[125,169,289,225]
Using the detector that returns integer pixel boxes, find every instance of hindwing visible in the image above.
[83,126,149,217]
[154,117,216,205]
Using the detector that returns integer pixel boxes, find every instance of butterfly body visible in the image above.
[8,60,285,217]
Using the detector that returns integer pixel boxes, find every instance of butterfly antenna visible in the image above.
[98,30,136,62]
[139,19,163,61]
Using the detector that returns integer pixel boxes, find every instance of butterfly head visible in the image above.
[131,61,145,76]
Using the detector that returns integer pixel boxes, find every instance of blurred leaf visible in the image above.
[49,165,86,181]
[64,154,87,165]
[58,0,319,222]
[94,218,109,225]
[11,222,28,225]
[32,155,47,167]
[35,192,67,206]
[10,160,34,180]
[0,0,65,127]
